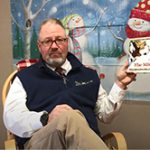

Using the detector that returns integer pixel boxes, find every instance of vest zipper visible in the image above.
[58,74,67,87]
[62,76,67,86]
[55,71,68,87]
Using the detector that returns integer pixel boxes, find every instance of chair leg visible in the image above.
[4,139,17,150]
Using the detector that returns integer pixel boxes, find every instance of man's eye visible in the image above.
[57,39,64,42]
[44,39,52,44]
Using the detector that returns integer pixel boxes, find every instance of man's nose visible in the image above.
[51,41,58,48]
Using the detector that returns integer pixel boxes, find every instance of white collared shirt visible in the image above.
[3,59,125,137]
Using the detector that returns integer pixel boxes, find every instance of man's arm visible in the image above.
[95,84,124,123]
[95,61,136,123]
[3,77,44,138]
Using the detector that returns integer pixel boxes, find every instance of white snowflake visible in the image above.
[83,0,89,5]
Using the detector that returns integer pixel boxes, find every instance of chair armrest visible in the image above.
[102,132,127,150]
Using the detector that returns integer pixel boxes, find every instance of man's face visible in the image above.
[38,22,68,68]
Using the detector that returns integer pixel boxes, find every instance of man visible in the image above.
[3,18,136,149]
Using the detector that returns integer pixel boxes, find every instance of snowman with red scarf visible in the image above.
[61,14,96,66]
[122,0,150,94]
[124,0,150,54]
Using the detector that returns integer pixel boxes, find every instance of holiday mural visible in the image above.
[10,0,150,101]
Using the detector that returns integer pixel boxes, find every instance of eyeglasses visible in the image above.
[39,38,68,47]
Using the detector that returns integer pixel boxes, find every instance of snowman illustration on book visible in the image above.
[61,14,96,66]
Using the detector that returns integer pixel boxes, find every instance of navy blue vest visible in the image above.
[16,53,100,148]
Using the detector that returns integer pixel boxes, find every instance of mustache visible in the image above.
[49,52,62,56]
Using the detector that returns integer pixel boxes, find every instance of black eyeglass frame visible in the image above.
[39,37,68,47]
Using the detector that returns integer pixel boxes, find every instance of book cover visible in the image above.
[127,37,150,73]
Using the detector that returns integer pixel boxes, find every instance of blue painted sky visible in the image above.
[11,0,140,28]
[10,0,141,58]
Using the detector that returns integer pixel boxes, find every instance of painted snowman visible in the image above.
[122,0,150,94]
[61,14,96,66]
[124,0,150,54]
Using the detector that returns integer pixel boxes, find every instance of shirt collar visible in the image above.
[45,59,71,75]
[38,52,82,75]
[61,59,72,75]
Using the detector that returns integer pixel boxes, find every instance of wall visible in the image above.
[0,0,150,149]
[0,0,13,149]
[100,100,150,149]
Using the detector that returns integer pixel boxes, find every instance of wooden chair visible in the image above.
[2,59,127,150]
[2,70,18,150]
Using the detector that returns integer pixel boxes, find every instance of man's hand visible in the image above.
[116,61,136,90]
[48,104,73,122]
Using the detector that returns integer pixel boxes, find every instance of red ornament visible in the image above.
[99,73,105,79]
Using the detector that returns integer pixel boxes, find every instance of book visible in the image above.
[126,37,150,73]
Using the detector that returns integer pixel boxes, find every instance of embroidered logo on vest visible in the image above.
[75,80,93,86]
